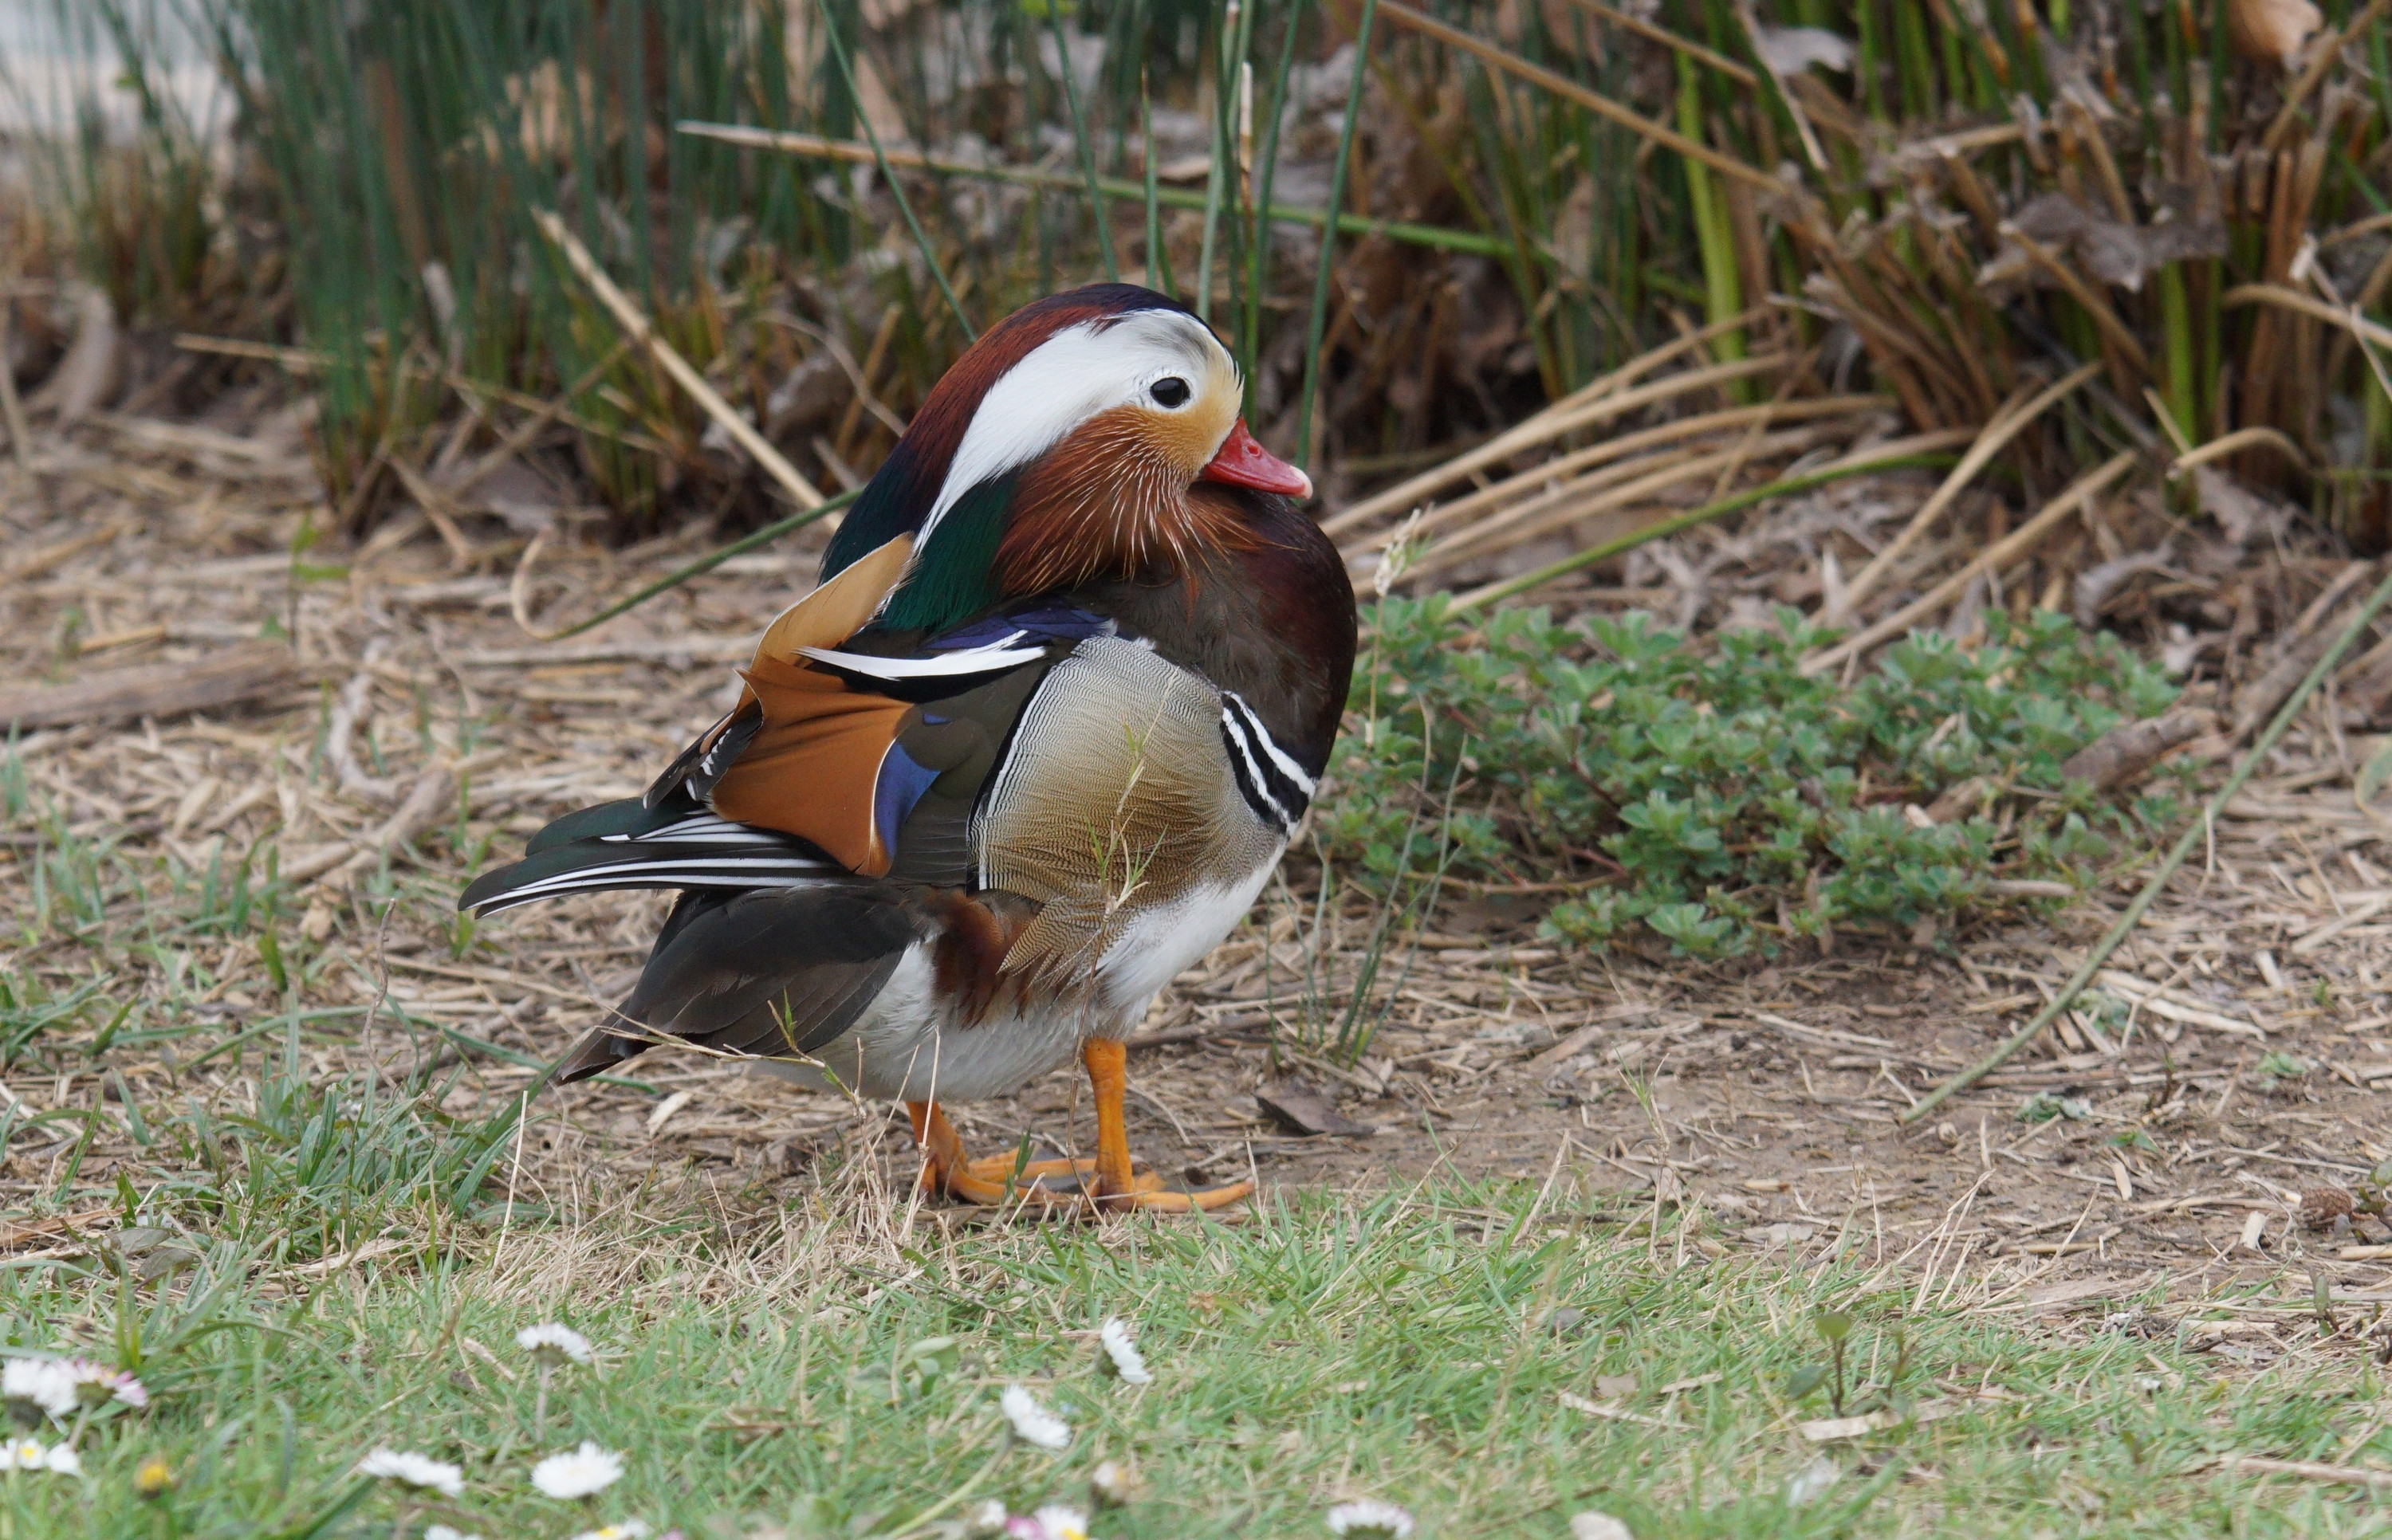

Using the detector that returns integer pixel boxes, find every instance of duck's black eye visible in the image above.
[1150,376,1190,408]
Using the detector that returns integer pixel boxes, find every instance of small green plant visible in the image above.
[2020,1093,2092,1124]
[2256,1051,2311,1088]
[1325,599,2182,959]
[1812,1309,1853,1418]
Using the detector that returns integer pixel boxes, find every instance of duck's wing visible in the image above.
[460,556,1115,914]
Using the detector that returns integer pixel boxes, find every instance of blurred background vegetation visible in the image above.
[0,0,2378,547]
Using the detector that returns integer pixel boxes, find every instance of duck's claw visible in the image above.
[904,1044,1261,1217]
[960,1153,1099,1184]
[1091,1177,1257,1213]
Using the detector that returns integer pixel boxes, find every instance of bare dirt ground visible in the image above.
[6,419,2390,1377]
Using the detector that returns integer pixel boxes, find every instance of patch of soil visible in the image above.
[4,427,2388,1373]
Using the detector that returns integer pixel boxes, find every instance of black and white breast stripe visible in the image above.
[1219,691,1316,835]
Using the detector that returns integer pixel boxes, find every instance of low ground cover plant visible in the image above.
[1324,600,2185,958]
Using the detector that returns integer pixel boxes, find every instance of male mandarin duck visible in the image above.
[463,284,1357,1211]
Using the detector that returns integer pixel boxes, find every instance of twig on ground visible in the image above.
[281,764,459,885]
[2223,1454,2392,1491]
[2059,708,2220,792]
[0,642,300,729]
[522,488,863,642]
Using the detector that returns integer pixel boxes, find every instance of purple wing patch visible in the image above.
[927,607,1111,652]
[872,740,944,858]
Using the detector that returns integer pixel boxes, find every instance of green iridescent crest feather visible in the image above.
[874,476,1016,634]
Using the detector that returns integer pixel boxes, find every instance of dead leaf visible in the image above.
[2060,707,2219,790]
[1987,193,2226,293]
[1255,1079,1375,1137]
[2228,0,2321,65]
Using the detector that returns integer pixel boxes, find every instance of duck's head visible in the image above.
[824,284,1310,632]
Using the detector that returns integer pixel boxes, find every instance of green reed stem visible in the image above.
[815,0,975,341]
[1674,53,1745,391]
[1294,0,1379,472]
[1196,35,1229,317]
[2156,261,2196,443]
[1143,73,1171,296]
[1243,0,1308,392]
[1202,1,1257,322]
[1046,0,1118,282]
[552,488,862,638]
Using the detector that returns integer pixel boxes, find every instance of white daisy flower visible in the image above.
[425,1528,486,1540]
[1570,1514,1633,1540]
[516,1323,595,1368]
[998,1385,1071,1451]
[2,1361,77,1420]
[530,1440,624,1499]
[1326,1499,1416,1538]
[960,1499,1011,1536]
[566,1523,650,1540]
[0,1437,79,1475]
[1097,1318,1151,1385]
[59,1359,148,1411]
[1030,1505,1089,1540]
[354,1448,465,1498]
[1089,1457,1135,1506]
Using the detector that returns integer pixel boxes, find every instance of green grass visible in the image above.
[4,1179,2388,1538]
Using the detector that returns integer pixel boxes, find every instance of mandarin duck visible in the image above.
[463,284,1357,1211]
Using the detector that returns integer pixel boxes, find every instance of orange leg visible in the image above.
[904,1100,1096,1206]
[1083,1038,1254,1213]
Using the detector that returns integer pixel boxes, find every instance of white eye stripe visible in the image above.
[920,310,1233,544]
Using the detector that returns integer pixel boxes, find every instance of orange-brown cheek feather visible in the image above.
[994,409,1248,595]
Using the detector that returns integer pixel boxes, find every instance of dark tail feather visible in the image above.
[550,890,723,1081]
[460,798,839,916]
[553,886,921,1085]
